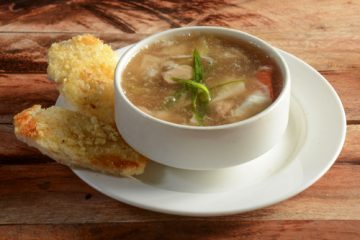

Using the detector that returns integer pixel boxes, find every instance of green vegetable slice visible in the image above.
[192,94,207,125]
[193,49,203,83]
[192,49,207,125]
[172,78,211,103]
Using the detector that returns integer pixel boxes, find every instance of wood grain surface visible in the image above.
[0,0,359,239]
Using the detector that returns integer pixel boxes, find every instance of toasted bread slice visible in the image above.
[47,34,117,125]
[14,105,147,176]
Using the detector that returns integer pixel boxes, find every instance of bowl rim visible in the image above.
[114,26,290,130]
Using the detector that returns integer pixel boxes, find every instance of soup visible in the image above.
[122,33,282,126]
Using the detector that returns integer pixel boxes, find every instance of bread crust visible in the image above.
[47,34,117,125]
[14,105,147,176]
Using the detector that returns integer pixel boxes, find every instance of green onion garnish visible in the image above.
[164,49,210,125]
[193,49,203,83]
[172,78,211,103]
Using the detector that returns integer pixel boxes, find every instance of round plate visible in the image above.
[56,48,346,216]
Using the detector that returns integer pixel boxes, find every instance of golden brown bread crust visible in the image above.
[47,34,117,125]
[15,35,148,176]
[14,105,147,176]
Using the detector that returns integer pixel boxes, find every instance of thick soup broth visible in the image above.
[122,33,282,126]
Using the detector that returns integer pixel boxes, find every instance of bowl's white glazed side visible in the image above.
[115,89,290,170]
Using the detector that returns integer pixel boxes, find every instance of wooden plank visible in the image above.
[254,32,360,73]
[195,0,360,34]
[338,125,360,163]
[1,31,359,73]
[0,1,358,75]
[0,124,51,163]
[0,221,359,240]
[1,0,358,37]
[0,74,58,123]
[1,122,358,164]
[0,0,235,33]
[0,0,359,74]
[0,163,359,224]
[321,71,360,124]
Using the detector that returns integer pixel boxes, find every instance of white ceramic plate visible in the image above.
[56,48,346,216]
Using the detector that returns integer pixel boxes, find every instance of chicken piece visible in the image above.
[140,55,162,70]
[231,90,271,118]
[13,105,147,176]
[212,81,246,102]
[162,64,193,84]
[162,60,178,70]
[47,34,117,125]
[212,99,236,119]
[140,55,162,78]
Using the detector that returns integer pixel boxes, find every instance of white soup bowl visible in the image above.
[114,26,290,170]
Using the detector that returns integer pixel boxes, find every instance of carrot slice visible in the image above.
[256,67,274,100]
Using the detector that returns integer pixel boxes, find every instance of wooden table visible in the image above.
[1,0,359,239]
